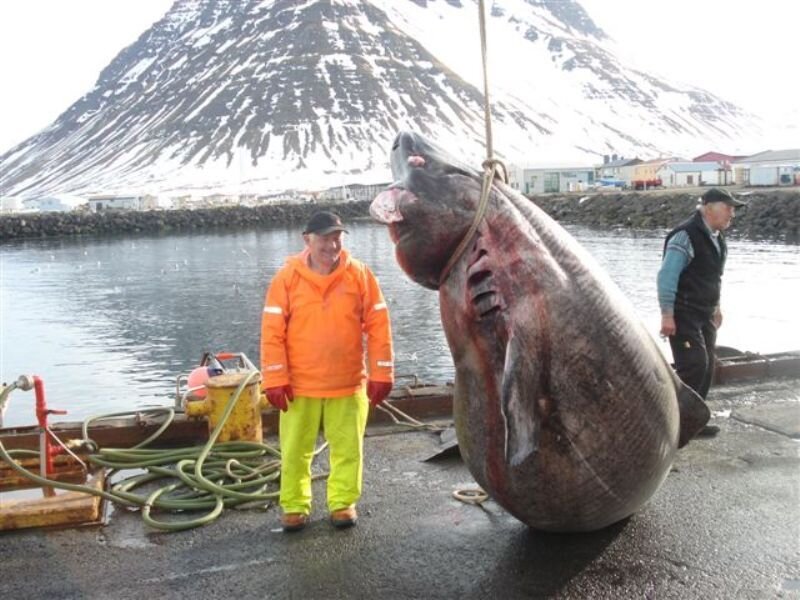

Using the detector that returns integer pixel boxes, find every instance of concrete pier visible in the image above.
[1,377,798,599]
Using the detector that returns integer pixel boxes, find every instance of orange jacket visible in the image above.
[261,248,394,397]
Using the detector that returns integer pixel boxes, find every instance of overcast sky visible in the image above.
[0,0,797,154]
[581,0,800,115]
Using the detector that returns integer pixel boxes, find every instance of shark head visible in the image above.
[370,131,483,289]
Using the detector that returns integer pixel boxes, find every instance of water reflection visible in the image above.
[1,223,797,426]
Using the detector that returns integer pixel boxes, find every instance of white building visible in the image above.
[656,161,732,187]
[24,194,88,212]
[732,149,800,186]
[0,196,25,213]
[318,182,389,203]
[87,194,157,212]
[508,166,596,194]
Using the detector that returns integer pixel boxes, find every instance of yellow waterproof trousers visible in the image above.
[278,390,369,515]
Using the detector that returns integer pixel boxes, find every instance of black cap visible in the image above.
[303,211,348,235]
[701,188,746,207]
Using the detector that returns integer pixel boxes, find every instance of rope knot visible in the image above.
[481,158,508,184]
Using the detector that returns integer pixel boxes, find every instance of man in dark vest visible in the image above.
[657,187,746,436]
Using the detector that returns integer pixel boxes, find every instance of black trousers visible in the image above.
[669,310,717,400]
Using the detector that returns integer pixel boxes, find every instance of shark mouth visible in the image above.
[370,187,413,244]
[369,187,406,225]
[370,152,427,225]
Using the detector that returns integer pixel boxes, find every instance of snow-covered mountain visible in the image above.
[0,0,760,197]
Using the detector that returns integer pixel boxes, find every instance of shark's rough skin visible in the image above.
[370,131,709,532]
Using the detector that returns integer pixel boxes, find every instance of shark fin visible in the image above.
[501,336,539,466]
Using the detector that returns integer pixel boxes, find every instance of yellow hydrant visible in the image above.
[185,372,269,443]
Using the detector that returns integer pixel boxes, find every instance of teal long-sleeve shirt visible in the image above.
[657,230,692,316]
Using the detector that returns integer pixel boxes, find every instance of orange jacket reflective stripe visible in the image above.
[261,249,394,397]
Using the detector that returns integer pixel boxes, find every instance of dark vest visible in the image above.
[664,210,727,316]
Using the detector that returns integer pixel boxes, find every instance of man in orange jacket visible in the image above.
[261,210,394,531]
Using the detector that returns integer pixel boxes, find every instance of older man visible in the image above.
[261,210,394,531]
[657,188,746,435]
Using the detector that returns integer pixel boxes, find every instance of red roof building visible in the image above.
[692,151,747,165]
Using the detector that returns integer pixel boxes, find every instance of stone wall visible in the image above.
[0,201,372,241]
[1,189,798,242]
[529,189,800,241]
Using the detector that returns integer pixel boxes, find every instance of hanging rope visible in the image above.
[479,0,494,166]
[438,0,508,286]
[478,0,508,184]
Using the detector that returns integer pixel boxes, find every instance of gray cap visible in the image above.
[303,211,349,235]
[701,188,746,207]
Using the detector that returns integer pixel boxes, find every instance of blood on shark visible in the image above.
[370,131,709,532]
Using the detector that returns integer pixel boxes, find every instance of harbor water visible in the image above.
[1,222,798,427]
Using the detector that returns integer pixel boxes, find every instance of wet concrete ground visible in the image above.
[1,378,798,599]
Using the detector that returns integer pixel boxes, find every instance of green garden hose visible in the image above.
[0,369,284,531]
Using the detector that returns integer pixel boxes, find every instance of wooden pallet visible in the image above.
[0,467,106,531]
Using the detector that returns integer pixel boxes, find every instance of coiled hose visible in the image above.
[0,370,285,531]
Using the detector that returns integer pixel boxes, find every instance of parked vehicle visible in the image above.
[594,178,626,189]
[631,178,662,190]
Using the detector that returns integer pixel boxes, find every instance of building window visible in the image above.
[544,173,559,193]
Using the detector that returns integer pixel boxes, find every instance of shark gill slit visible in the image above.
[467,246,501,318]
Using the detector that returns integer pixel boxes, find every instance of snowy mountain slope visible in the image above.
[374,0,751,157]
[0,0,760,197]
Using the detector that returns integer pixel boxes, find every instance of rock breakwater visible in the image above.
[530,188,799,241]
[1,189,797,242]
[0,201,372,242]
